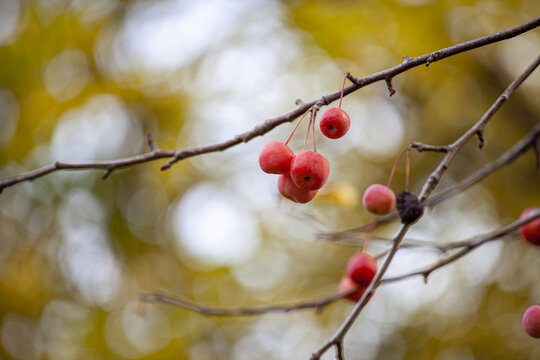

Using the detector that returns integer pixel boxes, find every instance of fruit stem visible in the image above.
[312,110,317,152]
[362,220,377,253]
[405,147,411,191]
[304,112,313,151]
[386,146,409,187]
[338,73,347,109]
[285,109,311,146]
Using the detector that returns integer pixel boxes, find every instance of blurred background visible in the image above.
[0,0,539,359]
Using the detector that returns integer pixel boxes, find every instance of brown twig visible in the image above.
[418,54,540,203]
[534,136,540,180]
[410,142,450,153]
[1,17,539,193]
[382,212,540,284]
[139,290,348,316]
[138,211,540,318]
[145,131,157,151]
[427,122,540,207]
[385,77,396,97]
[310,54,540,360]
[317,122,540,241]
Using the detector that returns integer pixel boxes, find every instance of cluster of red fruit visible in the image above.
[258,107,351,203]
[519,207,540,339]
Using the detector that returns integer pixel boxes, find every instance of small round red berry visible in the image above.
[346,253,378,286]
[289,150,330,190]
[519,208,540,246]
[319,107,351,139]
[258,141,294,174]
[362,184,396,215]
[338,276,367,302]
[278,172,318,204]
[522,305,540,338]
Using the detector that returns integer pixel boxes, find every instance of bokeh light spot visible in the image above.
[172,182,259,266]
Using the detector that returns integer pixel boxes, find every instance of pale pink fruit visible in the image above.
[362,184,396,215]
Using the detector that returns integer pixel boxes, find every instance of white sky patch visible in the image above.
[232,314,329,360]
[37,299,92,360]
[0,0,22,45]
[119,302,171,356]
[171,182,260,266]
[57,190,122,307]
[382,251,452,311]
[51,94,142,162]
[1,313,39,360]
[232,248,291,291]
[43,49,89,102]
[104,304,172,359]
[344,98,405,160]
[121,0,243,71]
[60,224,122,306]
[0,88,19,150]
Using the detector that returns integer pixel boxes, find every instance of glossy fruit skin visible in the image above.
[522,305,540,338]
[362,184,396,215]
[278,172,318,203]
[319,107,351,139]
[346,253,378,286]
[259,141,294,174]
[519,208,540,246]
[338,276,367,302]
[289,151,330,190]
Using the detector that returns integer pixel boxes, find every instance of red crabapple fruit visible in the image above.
[362,184,396,215]
[259,141,294,174]
[319,107,351,139]
[519,208,540,246]
[278,172,318,204]
[289,151,330,190]
[522,305,540,338]
[346,253,378,286]
[338,276,367,302]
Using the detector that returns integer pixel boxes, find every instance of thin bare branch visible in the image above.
[410,142,450,153]
[317,122,540,241]
[146,131,156,151]
[310,53,540,360]
[310,225,411,360]
[534,135,540,180]
[419,55,540,203]
[335,341,345,360]
[385,77,396,97]
[382,210,540,284]
[1,17,539,193]
[139,211,539,321]
[427,122,540,207]
[140,290,348,316]
[0,150,176,193]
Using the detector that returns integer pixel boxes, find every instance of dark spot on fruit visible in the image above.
[304,176,311,182]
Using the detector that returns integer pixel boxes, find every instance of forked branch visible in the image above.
[1,17,539,193]
[317,122,540,242]
[139,211,540,317]
[310,53,540,360]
